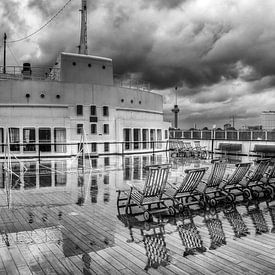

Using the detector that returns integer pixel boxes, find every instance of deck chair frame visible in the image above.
[117,164,171,221]
[164,167,208,212]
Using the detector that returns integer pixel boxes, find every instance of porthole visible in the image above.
[56,94,60,99]
[72,62,76,66]
[88,64,91,68]
[121,99,124,103]
[131,100,133,104]
[139,101,141,104]
[40,93,45,98]
[26,93,30,98]
[102,65,106,69]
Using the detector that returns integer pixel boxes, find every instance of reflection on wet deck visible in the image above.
[0,154,274,274]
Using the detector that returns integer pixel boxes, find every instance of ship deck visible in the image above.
[0,154,274,274]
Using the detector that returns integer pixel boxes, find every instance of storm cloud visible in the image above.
[1,0,275,128]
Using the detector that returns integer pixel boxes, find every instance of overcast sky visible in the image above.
[1,0,275,129]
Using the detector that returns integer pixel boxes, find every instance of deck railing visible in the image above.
[169,129,275,141]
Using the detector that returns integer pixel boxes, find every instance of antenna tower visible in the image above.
[79,0,88,55]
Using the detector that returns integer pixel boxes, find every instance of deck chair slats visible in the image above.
[207,163,227,187]
[178,168,207,193]
[144,166,169,197]
[248,159,270,183]
[227,163,251,186]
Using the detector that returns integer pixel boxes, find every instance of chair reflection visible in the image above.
[116,213,170,270]
[176,209,206,256]
[247,202,269,234]
[204,208,226,250]
[223,204,249,238]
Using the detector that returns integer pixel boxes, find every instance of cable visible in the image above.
[7,44,20,66]
[7,0,73,44]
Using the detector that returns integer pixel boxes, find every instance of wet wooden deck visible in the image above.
[0,187,274,275]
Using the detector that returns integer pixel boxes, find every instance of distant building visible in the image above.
[261,111,275,130]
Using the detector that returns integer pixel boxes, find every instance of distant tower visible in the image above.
[172,86,180,128]
[79,0,88,55]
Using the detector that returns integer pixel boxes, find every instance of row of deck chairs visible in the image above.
[117,158,275,221]
[169,140,208,159]
[117,201,274,270]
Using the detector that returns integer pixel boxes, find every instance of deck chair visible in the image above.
[178,140,192,157]
[164,167,208,212]
[177,209,206,256]
[246,203,269,234]
[193,141,207,159]
[141,224,170,271]
[241,158,271,200]
[248,160,275,200]
[197,161,227,207]
[221,162,252,202]
[223,204,249,238]
[117,164,171,221]
[204,208,226,249]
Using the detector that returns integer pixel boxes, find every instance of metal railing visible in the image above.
[169,129,275,141]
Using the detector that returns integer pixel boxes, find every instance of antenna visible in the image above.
[3,33,7,74]
[79,0,88,55]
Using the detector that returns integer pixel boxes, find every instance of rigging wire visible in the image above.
[7,44,20,66]
[7,0,73,44]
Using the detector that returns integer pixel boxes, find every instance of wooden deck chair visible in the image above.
[204,209,226,249]
[164,167,208,212]
[241,158,271,200]
[141,225,170,271]
[177,140,192,157]
[177,210,206,256]
[197,162,227,207]
[221,162,252,202]
[169,140,180,157]
[223,204,249,238]
[248,160,275,200]
[193,141,207,159]
[246,203,269,234]
[117,164,171,221]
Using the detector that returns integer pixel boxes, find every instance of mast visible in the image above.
[172,86,180,128]
[3,33,7,74]
[79,0,88,55]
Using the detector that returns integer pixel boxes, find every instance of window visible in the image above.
[76,105,83,116]
[157,129,162,149]
[142,129,149,149]
[103,106,109,116]
[90,105,97,116]
[103,124,109,134]
[104,142,109,152]
[39,128,51,152]
[91,158,97,168]
[133,128,141,150]
[104,157,110,166]
[9,128,20,151]
[91,143,97,153]
[77,124,83,134]
[54,128,66,153]
[150,129,156,149]
[23,128,36,152]
[91,124,97,134]
[123,128,132,150]
[165,130,168,139]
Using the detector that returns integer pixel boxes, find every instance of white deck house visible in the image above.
[0,52,170,157]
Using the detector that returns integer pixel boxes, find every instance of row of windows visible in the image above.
[77,124,109,135]
[77,105,109,117]
[0,127,66,153]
